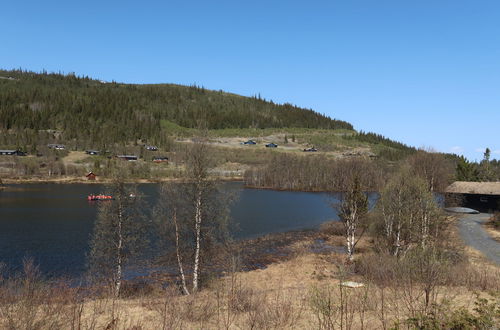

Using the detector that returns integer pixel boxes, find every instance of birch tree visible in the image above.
[156,140,234,295]
[376,169,423,256]
[374,166,445,256]
[338,177,368,261]
[88,180,148,297]
[406,149,454,193]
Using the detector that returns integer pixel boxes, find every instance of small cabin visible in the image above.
[0,150,25,156]
[86,172,97,181]
[116,155,138,161]
[0,150,17,156]
[86,150,100,155]
[265,143,278,148]
[152,156,169,163]
[445,181,500,212]
[48,144,65,150]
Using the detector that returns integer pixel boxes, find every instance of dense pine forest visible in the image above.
[0,69,352,148]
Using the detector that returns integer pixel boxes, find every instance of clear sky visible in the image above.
[1,0,499,161]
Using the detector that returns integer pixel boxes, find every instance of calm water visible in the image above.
[0,182,355,277]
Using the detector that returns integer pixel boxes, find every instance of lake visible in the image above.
[0,182,356,277]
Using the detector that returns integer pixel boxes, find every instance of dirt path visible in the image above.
[458,213,500,265]
[177,135,372,158]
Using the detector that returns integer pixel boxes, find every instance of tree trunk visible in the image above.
[173,210,190,295]
[347,228,355,261]
[394,225,401,257]
[115,200,123,297]
[192,190,202,292]
[346,213,356,261]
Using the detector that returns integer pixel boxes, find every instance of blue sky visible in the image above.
[1,0,499,161]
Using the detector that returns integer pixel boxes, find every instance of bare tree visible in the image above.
[245,153,385,192]
[88,180,149,297]
[406,149,454,192]
[157,183,194,295]
[156,138,235,294]
[188,141,211,292]
[373,166,446,256]
[338,177,368,261]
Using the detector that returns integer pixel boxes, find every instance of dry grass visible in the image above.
[61,151,89,165]
[0,226,498,329]
[484,213,500,242]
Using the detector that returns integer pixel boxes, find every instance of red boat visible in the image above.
[87,194,113,201]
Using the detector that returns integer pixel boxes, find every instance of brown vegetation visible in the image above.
[406,150,454,192]
[245,153,385,192]
[491,212,500,229]
[1,142,497,329]
[0,224,498,329]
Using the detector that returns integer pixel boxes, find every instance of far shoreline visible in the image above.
[1,176,245,185]
[2,177,381,194]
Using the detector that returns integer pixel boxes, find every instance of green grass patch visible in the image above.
[207,127,356,138]
[160,120,193,136]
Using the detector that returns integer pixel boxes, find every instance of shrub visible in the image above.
[404,296,500,329]
[490,212,500,229]
[320,221,345,236]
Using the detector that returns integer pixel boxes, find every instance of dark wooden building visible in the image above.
[47,144,65,150]
[0,150,25,156]
[445,181,500,212]
[116,155,138,161]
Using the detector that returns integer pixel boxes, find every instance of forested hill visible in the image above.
[0,69,352,145]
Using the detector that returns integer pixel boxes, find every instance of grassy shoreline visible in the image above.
[0,218,497,329]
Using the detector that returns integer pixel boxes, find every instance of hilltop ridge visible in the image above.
[0,69,416,157]
[0,69,351,144]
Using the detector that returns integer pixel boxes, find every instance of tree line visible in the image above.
[245,149,455,193]
[456,148,500,181]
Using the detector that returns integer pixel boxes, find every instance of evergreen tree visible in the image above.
[455,156,479,181]
[479,147,494,181]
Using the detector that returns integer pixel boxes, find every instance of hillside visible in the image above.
[0,70,416,155]
[0,69,353,145]
[0,69,421,182]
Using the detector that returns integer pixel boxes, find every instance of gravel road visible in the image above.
[458,213,500,265]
